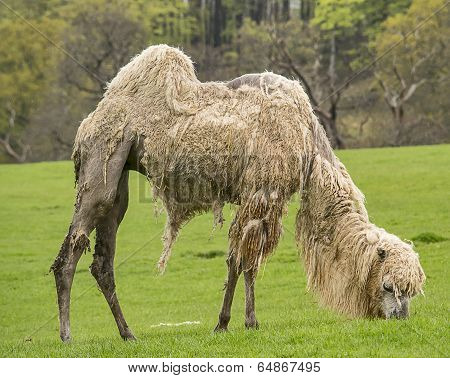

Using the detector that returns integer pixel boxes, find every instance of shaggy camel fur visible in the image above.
[51,45,425,341]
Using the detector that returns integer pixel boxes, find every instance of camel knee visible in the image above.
[94,191,118,215]
[75,167,124,225]
[78,190,117,223]
[51,229,90,274]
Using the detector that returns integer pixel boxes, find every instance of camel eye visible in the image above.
[383,283,394,293]
[377,247,387,260]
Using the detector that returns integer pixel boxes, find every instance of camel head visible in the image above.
[366,230,425,319]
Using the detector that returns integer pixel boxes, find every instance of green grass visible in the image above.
[0,145,449,357]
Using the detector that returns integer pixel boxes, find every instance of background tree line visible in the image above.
[0,0,448,162]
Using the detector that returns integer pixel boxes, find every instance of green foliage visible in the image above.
[0,0,64,19]
[372,0,449,124]
[358,0,412,37]
[0,145,449,356]
[374,0,449,66]
[0,16,62,134]
[313,0,365,32]
[0,0,448,161]
[135,0,197,45]
[236,18,273,73]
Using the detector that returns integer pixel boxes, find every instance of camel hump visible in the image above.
[106,44,197,95]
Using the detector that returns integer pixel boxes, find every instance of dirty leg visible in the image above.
[244,267,259,329]
[90,171,135,340]
[214,253,242,332]
[51,140,132,342]
[52,229,90,342]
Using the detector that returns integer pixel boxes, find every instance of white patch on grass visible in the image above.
[149,321,201,328]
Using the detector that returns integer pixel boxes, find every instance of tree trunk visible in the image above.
[324,33,344,149]
[327,112,345,149]
[394,105,405,146]
[282,0,290,21]
[212,0,222,47]
[300,0,314,22]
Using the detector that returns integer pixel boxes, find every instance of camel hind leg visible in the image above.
[51,139,132,342]
[90,170,135,340]
[214,252,242,331]
[244,267,259,329]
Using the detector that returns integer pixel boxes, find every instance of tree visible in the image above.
[373,0,449,145]
[59,0,197,98]
[264,0,366,148]
[58,0,147,99]
[0,17,61,162]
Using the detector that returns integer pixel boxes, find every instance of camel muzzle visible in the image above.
[390,302,410,319]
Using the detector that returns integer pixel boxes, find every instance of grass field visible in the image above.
[0,145,449,358]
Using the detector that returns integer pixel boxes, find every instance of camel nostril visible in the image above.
[390,307,409,319]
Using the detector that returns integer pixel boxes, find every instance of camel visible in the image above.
[51,45,425,342]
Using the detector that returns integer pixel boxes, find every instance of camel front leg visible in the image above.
[51,139,132,342]
[244,267,259,329]
[90,171,136,340]
[214,253,241,332]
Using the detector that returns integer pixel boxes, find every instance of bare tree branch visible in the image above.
[411,46,438,79]
[402,78,427,103]
[393,63,406,91]
[1,104,31,163]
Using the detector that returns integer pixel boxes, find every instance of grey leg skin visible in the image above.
[244,268,259,329]
[90,171,136,341]
[214,253,242,332]
[51,141,131,342]
[52,208,97,342]
[52,230,90,342]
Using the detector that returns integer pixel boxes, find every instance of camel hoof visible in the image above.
[122,334,137,341]
[214,324,228,333]
[121,330,137,341]
[60,334,71,343]
[245,320,259,330]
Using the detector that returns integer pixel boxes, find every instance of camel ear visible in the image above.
[366,229,380,244]
[377,247,387,261]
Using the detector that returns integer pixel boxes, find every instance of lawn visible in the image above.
[0,145,448,358]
